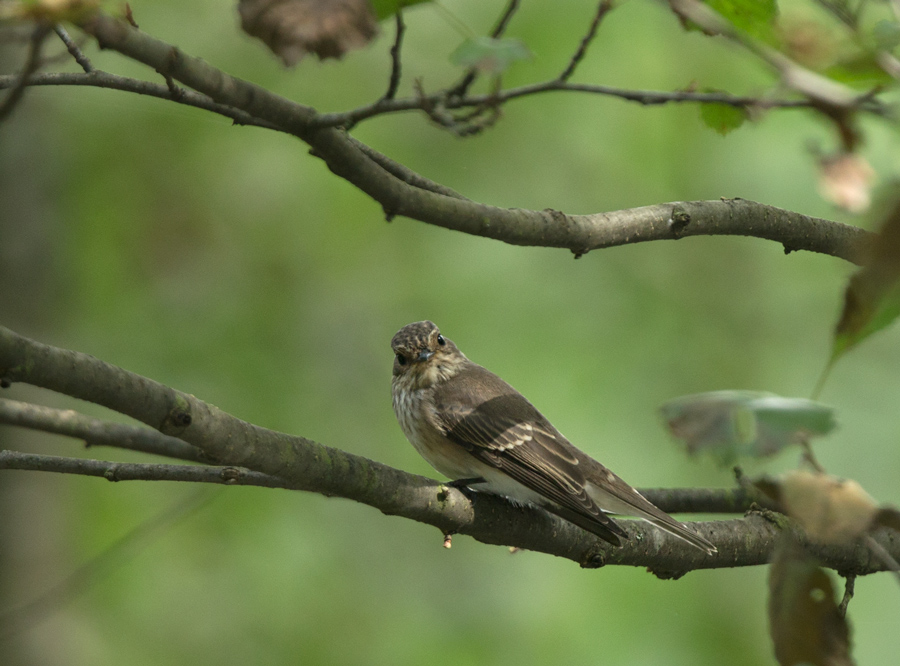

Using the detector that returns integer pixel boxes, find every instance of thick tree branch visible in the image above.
[0,397,769,513]
[2,325,898,575]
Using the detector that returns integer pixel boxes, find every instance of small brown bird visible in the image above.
[390,321,716,554]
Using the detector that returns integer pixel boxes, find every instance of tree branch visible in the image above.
[381,11,405,102]
[558,0,615,82]
[311,79,814,130]
[1,325,897,575]
[53,24,93,73]
[0,24,50,124]
[0,450,287,488]
[0,16,866,264]
[446,0,521,99]
[666,0,874,112]
[0,403,768,513]
[0,397,205,462]
[0,71,279,130]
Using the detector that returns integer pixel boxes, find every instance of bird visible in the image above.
[390,320,717,554]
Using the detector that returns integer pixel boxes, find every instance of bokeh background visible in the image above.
[3,0,900,664]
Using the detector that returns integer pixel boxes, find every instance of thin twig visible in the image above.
[838,573,855,618]
[489,0,520,38]
[559,0,615,82]
[446,0,520,99]
[800,440,826,473]
[311,79,818,129]
[3,65,873,139]
[382,11,405,101]
[667,0,864,110]
[0,24,50,124]
[53,24,93,72]
[863,534,900,587]
[813,0,900,82]
[0,70,280,130]
[0,398,206,462]
[812,0,859,29]
[0,489,214,640]
[345,135,470,200]
[0,450,292,488]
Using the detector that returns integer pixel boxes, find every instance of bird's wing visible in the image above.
[432,370,627,544]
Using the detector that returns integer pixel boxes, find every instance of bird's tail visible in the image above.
[643,515,717,555]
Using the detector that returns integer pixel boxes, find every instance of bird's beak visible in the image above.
[416,350,434,363]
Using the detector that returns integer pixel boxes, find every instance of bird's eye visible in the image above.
[396,353,407,366]
[437,335,446,346]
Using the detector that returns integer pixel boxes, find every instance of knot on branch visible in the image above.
[580,548,607,569]
[162,396,193,434]
[668,206,691,236]
[220,466,242,484]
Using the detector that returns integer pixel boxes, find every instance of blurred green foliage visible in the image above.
[3,0,900,665]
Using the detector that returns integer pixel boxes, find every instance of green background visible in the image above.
[2,0,900,664]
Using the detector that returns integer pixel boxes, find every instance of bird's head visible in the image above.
[391,321,466,388]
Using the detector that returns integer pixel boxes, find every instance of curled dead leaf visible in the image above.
[238,0,378,65]
[758,470,881,544]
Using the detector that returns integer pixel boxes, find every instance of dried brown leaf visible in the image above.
[774,470,878,544]
[768,534,854,666]
[239,0,378,65]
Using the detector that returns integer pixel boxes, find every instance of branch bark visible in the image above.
[2,324,897,576]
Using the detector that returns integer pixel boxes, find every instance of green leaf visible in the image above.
[370,0,430,22]
[705,0,779,44]
[825,55,895,89]
[873,19,900,50]
[832,279,900,360]
[659,391,836,465]
[830,195,900,365]
[450,36,531,75]
[768,534,853,666]
[699,98,749,135]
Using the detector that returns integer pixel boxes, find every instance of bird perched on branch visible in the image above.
[390,320,716,554]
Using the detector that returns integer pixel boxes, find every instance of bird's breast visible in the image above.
[392,383,480,480]
[391,382,546,505]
